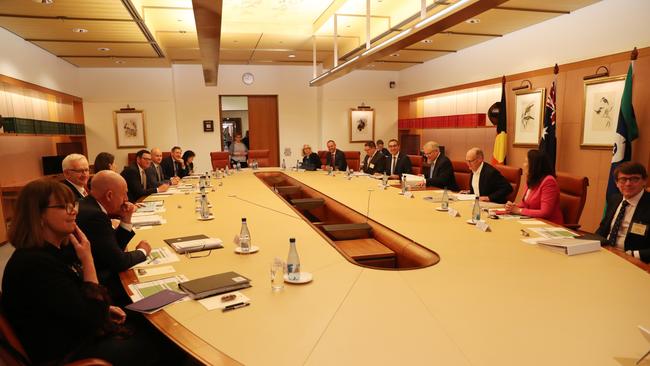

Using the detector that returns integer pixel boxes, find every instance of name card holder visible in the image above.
[476,220,491,232]
[448,208,460,217]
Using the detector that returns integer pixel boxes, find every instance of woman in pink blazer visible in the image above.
[505,150,564,224]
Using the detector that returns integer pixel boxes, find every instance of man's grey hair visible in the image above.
[62,153,88,170]
[423,141,440,151]
[468,147,484,159]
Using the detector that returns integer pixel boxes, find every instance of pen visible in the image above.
[222,302,250,312]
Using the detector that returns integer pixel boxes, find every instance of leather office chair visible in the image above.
[247,150,271,167]
[556,172,589,230]
[494,164,522,203]
[210,152,230,170]
[452,160,471,192]
[408,155,423,175]
[344,151,361,171]
[317,150,328,169]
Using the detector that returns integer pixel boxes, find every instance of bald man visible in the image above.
[146,147,178,187]
[76,170,151,301]
[464,147,512,203]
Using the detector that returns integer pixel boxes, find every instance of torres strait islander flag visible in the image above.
[492,76,507,165]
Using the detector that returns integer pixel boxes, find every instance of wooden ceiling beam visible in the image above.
[26,39,151,44]
[0,13,132,22]
[191,0,222,86]
[495,6,570,15]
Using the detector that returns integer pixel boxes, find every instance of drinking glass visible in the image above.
[271,258,285,291]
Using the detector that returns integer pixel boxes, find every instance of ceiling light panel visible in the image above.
[143,7,196,33]
[222,0,331,34]
[0,0,132,19]
[31,41,157,57]
[446,8,560,35]
[0,17,147,41]
[62,57,170,67]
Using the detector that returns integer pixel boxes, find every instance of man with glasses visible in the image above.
[384,139,411,179]
[463,147,512,203]
[597,162,650,263]
[361,141,386,175]
[62,153,90,199]
[419,141,458,191]
[121,149,169,203]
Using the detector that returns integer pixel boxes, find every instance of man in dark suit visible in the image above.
[76,170,151,302]
[376,139,390,157]
[361,141,386,175]
[465,147,512,203]
[61,153,90,200]
[384,139,411,178]
[160,146,189,179]
[596,162,650,263]
[146,147,177,188]
[421,141,458,191]
[121,149,169,203]
[325,140,347,171]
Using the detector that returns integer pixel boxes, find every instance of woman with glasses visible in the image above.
[504,149,563,224]
[301,144,321,170]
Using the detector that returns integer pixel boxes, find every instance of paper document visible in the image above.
[133,247,179,268]
[518,219,547,225]
[528,227,577,239]
[453,193,476,201]
[128,275,189,302]
[131,214,164,227]
[198,291,250,311]
[537,238,600,256]
[135,265,176,279]
[126,289,186,314]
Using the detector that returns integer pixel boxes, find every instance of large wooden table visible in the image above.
[122,169,650,366]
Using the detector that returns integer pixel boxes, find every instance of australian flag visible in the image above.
[539,79,557,170]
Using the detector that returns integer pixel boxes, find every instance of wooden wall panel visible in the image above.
[247,95,279,167]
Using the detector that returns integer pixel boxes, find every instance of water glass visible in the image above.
[271,258,285,291]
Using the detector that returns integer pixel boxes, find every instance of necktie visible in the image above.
[156,165,162,181]
[607,200,630,246]
[430,160,436,179]
[173,161,178,176]
[140,169,147,188]
[330,153,335,167]
[391,156,397,175]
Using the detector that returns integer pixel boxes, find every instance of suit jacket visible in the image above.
[469,162,513,203]
[121,164,157,203]
[160,156,188,179]
[76,196,143,282]
[597,191,650,263]
[424,155,458,191]
[145,163,167,188]
[302,153,321,170]
[325,149,347,171]
[362,152,386,174]
[518,175,563,225]
[384,153,412,177]
[62,179,86,200]
[379,148,390,157]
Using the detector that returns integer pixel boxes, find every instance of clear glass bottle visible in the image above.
[296,160,300,170]
[200,193,209,219]
[472,196,481,223]
[236,161,241,171]
[382,172,388,186]
[286,238,300,281]
[199,175,206,189]
[441,187,449,210]
[327,165,333,175]
[239,218,251,252]
[401,174,407,194]
[281,159,286,170]
[225,165,230,176]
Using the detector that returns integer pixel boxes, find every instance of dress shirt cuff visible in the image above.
[120,222,133,232]
[634,250,640,259]
[137,248,148,257]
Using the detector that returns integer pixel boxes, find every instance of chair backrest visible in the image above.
[494,164,522,202]
[127,151,170,166]
[556,172,589,229]
[317,151,328,168]
[0,299,30,366]
[210,152,230,170]
[248,149,271,167]
[408,155,423,175]
[452,160,471,191]
[344,151,360,171]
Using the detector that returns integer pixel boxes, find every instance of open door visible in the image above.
[248,95,279,167]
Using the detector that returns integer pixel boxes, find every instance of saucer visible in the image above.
[466,219,477,225]
[197,215,214,221]
[435,207,449,212]
[234,245,259,254]
[284,272,313,284]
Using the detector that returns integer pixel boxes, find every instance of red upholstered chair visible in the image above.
[344,151,361,171]
[452,160,471,192]
[408,155,423,175]
[494,164,522,203]
[556,172,589,230]
[317,150,328,169]
[210,152,230,170]
[248,149,271,167]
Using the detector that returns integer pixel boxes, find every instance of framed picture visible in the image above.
[114,110,146,149]
[513,88,545,146]
[349,108,374,143]
[581,75,626,149]
[203,120,214,132]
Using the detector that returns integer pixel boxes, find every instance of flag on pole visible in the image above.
[605,61,638,198]
[539,75,557,169]
[492,76,507,165]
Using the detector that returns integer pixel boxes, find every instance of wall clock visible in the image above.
[242,72,254,85]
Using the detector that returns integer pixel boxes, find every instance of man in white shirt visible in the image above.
[463,147,512,203]
[384,139,411,179]
[121,149,169,202]
[596,162,650,263]
[62,153,90,199]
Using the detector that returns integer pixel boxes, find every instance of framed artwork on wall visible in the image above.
[581,75,626,149]
[513,88,545,146]
[349,107,374,143]
[114,109,146,148]
[203,120,214,132]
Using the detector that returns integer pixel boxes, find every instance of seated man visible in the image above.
[596,162,650,263]
[384,139,411,178]
[61,153,90,200]
[376,139,390,157]
[325,139,347,171]
[146,147,178,187]
[465,147,512,203]
[361,141,386,175]
[76,170,151,302]
[121,149,169,203]
[421,141,458,191]
[161,146,189,179]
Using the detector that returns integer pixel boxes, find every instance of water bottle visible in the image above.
[296,160,301,170]
[200,193,209,219]
[281,159,286,170]
[199,175,206,189]
[236,161,241,171]
[286,238,300,281]
[382,172,388,186]
[441,187,449,210]
[239,218,251,252]
[253,159,258,170]
[472,196,481,223]
[328,165,333,175]
[401,174,407,194]
[225,165,230,176]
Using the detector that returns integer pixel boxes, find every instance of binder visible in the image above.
[164,234,223,254]
[538,238,601,256]
[179,271,251,299]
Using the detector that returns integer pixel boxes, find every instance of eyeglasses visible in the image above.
[185,244,212,259]
[46,201,79,214]
[388,144,399,148]
[466,158,478,164]
[616,176,643,184]
[67,168,90,174]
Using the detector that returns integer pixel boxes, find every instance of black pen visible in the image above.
[222,302,250,312]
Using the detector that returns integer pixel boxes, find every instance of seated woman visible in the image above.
[229,133,248,168]
[2,179,183,365]
[505,149,563,224]
[301,144,321,170]
[93,152,115,173]
[182,150,196,175]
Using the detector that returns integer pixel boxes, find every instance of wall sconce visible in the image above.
[583,66,609,80]
[511,80,532,91]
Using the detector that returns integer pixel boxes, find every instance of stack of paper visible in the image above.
[128,275,189,302]
[131,214,164,227]
[402,174,425,187]
[537,238,601,256]
[453,193,476,201]
[133,247,179,267]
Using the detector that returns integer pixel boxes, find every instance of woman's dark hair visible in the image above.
[93,152,115,173]
[9,179,75,249]
[526,149,554,188]
[182,150,195,164]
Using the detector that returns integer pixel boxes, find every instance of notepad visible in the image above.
[126,289,186,314]
[179,271,251,300]
[164,234,223,254]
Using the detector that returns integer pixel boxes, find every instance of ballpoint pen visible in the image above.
[222,302,250,312]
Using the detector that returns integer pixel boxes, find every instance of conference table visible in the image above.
[121,168,650,366]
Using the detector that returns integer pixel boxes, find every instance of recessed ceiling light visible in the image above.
[72,28,88,33]
[421,39,432,44]
[97,47,110,52]
[288,54,296,58]
[465,18,480,24]
[115,60,125,64]
[33,0,54,4]
[390,53,400,57]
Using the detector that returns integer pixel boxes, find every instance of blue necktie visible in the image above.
[607,200,630,246]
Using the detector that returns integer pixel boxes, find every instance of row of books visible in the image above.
[398,113,487,129]
[0,116,85,135]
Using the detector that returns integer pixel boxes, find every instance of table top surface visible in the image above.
[123,169,650,366]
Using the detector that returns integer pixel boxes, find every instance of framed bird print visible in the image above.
[114,109,146,148]
[513,88,545,146]
[581,75,626,149]
[349,107,375,143]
